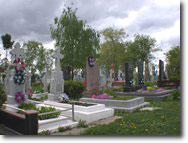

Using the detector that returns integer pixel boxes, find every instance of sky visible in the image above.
[0,0,180,64]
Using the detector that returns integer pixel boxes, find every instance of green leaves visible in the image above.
[24,41,52,76]
[50,7,100,77]
[1,33,14,50]
[166,46,180,81]
[98,27,127,76]
[126,34,156,64]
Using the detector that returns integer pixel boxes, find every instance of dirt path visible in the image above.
[52,116,121,136]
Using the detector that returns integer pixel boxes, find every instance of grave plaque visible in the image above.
[86,57,100,93]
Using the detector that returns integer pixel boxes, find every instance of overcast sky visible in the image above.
[0,0,180,64]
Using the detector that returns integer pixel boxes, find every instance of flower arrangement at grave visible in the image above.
[91,93,112,99]
[15,92,25,104]
[13,58,27,85]
[13,58,28,104]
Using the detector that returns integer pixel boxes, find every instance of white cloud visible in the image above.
[0,0,180,64]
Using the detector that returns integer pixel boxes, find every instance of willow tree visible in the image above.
[50,7,100,80]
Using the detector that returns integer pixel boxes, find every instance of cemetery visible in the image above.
[0,2,180,136]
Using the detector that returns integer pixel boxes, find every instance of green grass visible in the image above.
[112,96,135,100]
[82,98,181,136]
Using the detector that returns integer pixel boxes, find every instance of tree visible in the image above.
[126,34,156,64]
[126,34,156,81]
[98,27,127,80]
[24,41,47,80]
[1,33,14,59]
[50,7,100,80]
[166,46,180,81]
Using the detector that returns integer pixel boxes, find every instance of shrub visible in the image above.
[19,102,37,110]
[64,80,85,99]
[144,81,157,87]
[78,120,88,128]
[19,103,61,120]
[147,86,155,91]
[32,83,44,93]
[0,83,6,107]
[38,106,61,120]
[172,91,180,100]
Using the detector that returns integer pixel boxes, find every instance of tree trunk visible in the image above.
[71,68,74,80]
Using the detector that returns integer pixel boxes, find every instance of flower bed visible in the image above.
[18,103,60,120]
[137,87,165,94]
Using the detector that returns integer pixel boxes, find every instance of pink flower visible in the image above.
[91,94,97,99]
[15,92,25,104]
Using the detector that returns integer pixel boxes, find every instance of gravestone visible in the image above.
[158,60,165,81]
[48,47,69,102]
[138,61,144,86]
[7,42,29,106]
[86,57,100,94]
[152,65,156,81]
[124,62,134,91]
[99,65,107,89]
[144,61,150,82]
[42,56,51,92]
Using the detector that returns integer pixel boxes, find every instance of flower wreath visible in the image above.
[14,70,26,85]
[15,92,25,104]
[13,58,26,71]
[13,58,27,85]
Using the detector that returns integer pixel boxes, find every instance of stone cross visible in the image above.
[54,47,63,69]
[10,42,25,61]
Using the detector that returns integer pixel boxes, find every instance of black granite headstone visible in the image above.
[124,62,134,91]
[159,60,164,81]
[138,61,144,86]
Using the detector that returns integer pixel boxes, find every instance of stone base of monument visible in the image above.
[48,93,68,102]
[32,92,48,99]
[38,115,78,133]
[115,89,176,101]
[44,101,114,123]
[6,95,20,112]
[79,97,150,112]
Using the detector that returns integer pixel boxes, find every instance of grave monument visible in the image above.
[48,46,69,102]
[86,57,100,94]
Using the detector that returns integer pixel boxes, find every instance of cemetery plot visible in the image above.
[80,97,149,112]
